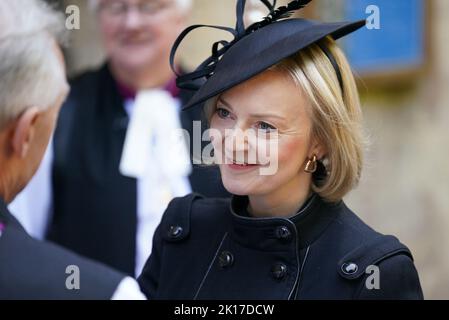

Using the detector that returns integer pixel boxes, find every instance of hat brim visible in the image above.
[182,19,365,110]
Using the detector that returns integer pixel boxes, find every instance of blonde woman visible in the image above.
[138,0,423,299]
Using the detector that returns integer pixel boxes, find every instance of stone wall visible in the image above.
[346,0,449,300]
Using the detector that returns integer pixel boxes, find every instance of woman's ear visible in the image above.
[309,138,327,160]
[11,107,40,159]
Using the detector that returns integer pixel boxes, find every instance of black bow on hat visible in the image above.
[170,0,366,110]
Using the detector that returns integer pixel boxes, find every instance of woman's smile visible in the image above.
[226,162,261,171]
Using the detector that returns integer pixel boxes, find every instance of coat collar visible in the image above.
[0,196,9,222]
[0,197,7,235]
[230,193,343,250]
[0,197,25,233]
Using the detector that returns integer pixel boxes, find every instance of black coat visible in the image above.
[47,64,229,276]
[0,198,124,299]
[138,193,424,299]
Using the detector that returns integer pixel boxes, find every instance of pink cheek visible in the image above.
[210,119,228,141]
[277,138,306,164]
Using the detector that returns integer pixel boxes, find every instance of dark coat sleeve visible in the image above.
[355,253,424,299]
[137,193,200,298]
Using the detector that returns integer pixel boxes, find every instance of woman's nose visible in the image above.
[224,127,260,165]
[225,127,250,153]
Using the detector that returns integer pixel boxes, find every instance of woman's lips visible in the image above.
[226,162,260,170]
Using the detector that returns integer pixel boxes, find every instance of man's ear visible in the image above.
[11,107,40,159]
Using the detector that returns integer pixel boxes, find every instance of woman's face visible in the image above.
[210,69,321,196]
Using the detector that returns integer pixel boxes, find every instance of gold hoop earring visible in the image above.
[304,155,317,173]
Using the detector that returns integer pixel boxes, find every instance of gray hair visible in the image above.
[0,0,68,128]
[88,0,193,13]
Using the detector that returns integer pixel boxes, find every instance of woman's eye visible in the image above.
[216,107,231,119]
[257,122,276,131]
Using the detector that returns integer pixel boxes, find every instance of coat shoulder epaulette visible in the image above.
[160,193,230,243]
[159,193,202,242]
[337,234,412,280]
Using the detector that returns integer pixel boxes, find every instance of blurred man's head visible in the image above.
[0,0,69,203]
[90,0,191,80]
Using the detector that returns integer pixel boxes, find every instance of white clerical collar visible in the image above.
[119,89,192,179]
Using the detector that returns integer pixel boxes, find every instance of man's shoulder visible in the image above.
[0,222,124,299]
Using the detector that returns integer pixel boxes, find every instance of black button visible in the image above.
[218,251,234,268]
[168,225,183,239]
[275,226,292,241]
[271,263,288,280]
[341,262,358,275]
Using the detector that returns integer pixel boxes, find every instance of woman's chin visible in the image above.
[221,179,257,196]
[219,165,267,195]
[225,187,248,196]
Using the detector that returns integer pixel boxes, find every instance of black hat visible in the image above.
[170,0,366,110]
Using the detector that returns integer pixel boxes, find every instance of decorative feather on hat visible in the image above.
[170,0,366,110]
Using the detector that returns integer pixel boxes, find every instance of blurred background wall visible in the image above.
[60,0,448,299]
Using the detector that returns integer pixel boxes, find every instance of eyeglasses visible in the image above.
[98,1,173,17]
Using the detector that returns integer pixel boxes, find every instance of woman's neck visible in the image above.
[248,177,312,218]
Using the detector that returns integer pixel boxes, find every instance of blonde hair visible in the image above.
[274,36,365,202]
[204,36,365,203]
